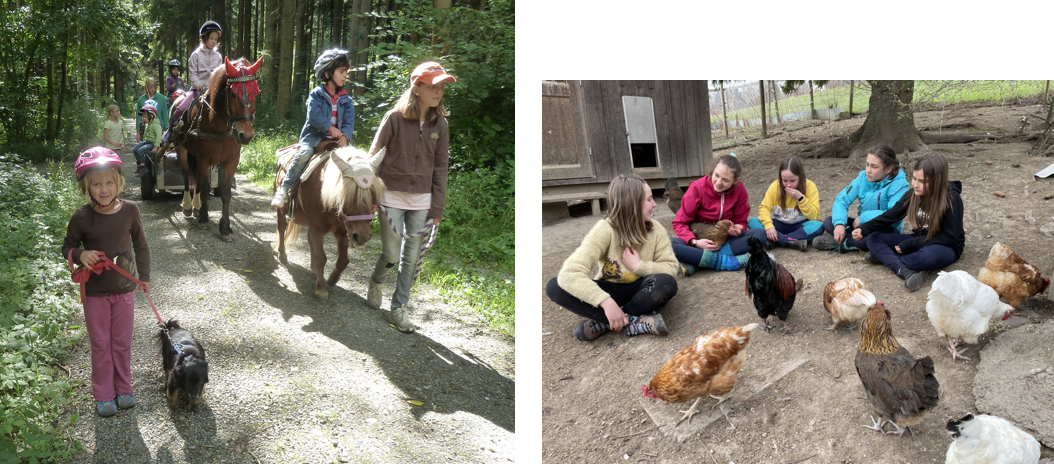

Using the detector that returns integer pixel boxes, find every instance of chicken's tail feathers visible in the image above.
[913,356,941,410]
[776,264,797,300]
[946,413,974,438]
[742,323,760,332]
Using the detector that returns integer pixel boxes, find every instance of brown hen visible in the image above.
[690,219,731,249]
[977,242,1049,308]
[664,177,684,215]
[855,302,940,436]
[642,323,759,426]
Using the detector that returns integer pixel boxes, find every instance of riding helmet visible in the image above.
[75,147,123,180]
[167,59,182,71]
[199,21,222,39]
[313,48,350,82]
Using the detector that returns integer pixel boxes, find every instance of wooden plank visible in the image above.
[651,80,673,178]
[582,81,610,183]
[541,191,607,202]
[601,81,630,180]
[668,81,689,177]
[698,80,713,177]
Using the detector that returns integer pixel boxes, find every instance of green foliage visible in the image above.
[0,155,84,462]
[237,129,300,186]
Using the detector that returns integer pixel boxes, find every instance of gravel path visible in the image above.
[63,146,515,463]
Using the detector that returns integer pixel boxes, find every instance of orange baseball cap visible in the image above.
[411,61,456,86]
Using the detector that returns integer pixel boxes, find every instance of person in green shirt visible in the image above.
[132,105,161,177]
[134,78,167,141]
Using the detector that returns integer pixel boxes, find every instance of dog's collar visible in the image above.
[172,343,184,355]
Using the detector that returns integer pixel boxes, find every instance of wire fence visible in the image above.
[709,80,1053,139]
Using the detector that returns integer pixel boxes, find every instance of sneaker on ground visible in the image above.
[97,400,117,417]
[899,267,927,292]
[388,306,415,333]
[864,252,882,264]
[573,319,610,341]
[366,279,384,309]
[116,394,136,409]
[812,235,839,251]
[784,239,809,251]
[621,313,668,337]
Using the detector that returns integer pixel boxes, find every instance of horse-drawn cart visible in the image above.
[139,150,221,200]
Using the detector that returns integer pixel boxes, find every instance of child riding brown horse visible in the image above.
[272,145,384,299]
[172,56,263,242]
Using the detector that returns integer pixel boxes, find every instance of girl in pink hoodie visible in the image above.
[670,154,766,273]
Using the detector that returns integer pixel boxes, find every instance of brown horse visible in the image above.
[273,145,384,299]
[173,56,263,242]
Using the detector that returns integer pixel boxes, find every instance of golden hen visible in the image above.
[977,242,1049,308]
[642,323,759,426]
[855,302,940,436]
[690,219,731,249]
[823,278,876,332]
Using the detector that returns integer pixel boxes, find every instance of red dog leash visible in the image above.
[67,250,164,325]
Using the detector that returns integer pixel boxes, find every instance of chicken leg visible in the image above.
[759,316,773,333]
[946,335,972,362]
[861,415,887,433]
[780,320,797,335]
[674,398,702,426]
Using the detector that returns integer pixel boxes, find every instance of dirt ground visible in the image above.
[541,102,1054,463]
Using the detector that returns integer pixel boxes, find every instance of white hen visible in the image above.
[926,270,1014,362]
[945,413,1040,464]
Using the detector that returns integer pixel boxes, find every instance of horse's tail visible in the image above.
[272,221,301,252]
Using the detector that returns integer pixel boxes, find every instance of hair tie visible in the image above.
[729,152,737,158]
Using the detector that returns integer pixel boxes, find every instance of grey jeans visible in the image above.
[371,207,431,310]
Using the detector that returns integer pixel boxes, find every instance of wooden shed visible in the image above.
[542,80,713,218]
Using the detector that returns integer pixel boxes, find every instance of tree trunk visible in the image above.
[759,80,767,138]
[214,0,228,50]
[238,0,249,57]
[332,0,343,47]
[435,0,451,54]
[720,80,728,137]
[294,0,315,102]
[1045,80,1050,104]
[808,80,815,120]
[848,80,854,116]
[1030,93,1054,154]
[770,80,781,124]
[352,0,370,100]
[276,0,296,118]
[46,60,54,141]
[56,54,68,135]
[803,81,923,159]
[264,0,279,97]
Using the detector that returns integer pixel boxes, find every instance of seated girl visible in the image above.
[853,153,964,292]
[814,144,910,253]
[747,155,822,251]
[671,153,767,274]
[546,175,679,342]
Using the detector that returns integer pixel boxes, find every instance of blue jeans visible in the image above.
[865,232,958,274]
[371,207,431,310]
[280,146,315,191]
[670,227,766,265]
[132,141,154,165]
[819,216,898,251]
[748,217,824,246]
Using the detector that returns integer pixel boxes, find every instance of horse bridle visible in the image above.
[224,74,257,127]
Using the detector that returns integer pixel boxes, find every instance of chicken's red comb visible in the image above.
[641,385,648,395]
[877,301,884,306]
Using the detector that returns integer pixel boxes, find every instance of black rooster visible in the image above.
[744,236,798,334]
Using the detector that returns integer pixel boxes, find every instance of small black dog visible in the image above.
[157,320,209,410]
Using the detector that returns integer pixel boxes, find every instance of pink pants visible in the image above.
[83,291,135,401]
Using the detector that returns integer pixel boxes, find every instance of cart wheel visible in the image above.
[141,168,155,200]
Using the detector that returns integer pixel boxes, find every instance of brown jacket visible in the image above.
[370,108,449,219]
[62,200,150,297]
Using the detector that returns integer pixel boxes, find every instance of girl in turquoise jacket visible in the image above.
[813,144,909,252]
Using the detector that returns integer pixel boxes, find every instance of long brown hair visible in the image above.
[395,84,449,122]
[867,144,900,181]
[606,174,653,248]
[776,156,807,209]
[905,153,949,240]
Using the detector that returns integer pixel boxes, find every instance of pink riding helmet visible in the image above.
[75,147,123,180]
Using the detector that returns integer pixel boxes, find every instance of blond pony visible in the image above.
[605,175,653,249]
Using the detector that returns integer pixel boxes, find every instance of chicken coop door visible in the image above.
[622,96,661,176]
[542,81,595,181]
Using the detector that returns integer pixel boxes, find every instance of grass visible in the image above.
[237,133,515,339]
[710,80,1050,126]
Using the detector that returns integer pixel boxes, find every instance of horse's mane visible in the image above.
[319,151,384,215]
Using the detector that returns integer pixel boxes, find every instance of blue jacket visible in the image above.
[299,85,355,148]
[831,169,910,233]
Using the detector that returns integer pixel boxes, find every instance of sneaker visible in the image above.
[812,235,839,251]
[680,263,696,276]
[270,188,288,208]
[898,267,927,292]
[116,395,136,410]
[864,252,882,264]
[784,239,808,252]
[763,240,777,251]
[96,400,117,417]
[621,313,668,337]
[573,319,611,341]
[366,279,384,309]
[388,306,415,333]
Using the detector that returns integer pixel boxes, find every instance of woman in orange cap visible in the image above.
[365,61,456,333]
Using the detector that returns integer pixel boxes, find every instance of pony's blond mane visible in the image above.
[319,152,383,214]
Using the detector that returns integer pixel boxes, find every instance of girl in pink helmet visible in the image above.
[61,147,151,417]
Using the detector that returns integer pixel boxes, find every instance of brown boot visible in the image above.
[573,319,610,341]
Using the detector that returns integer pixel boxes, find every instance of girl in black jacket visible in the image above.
[853,153,964,292]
